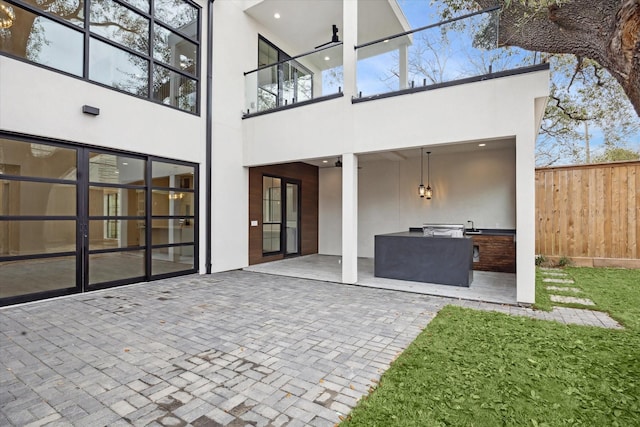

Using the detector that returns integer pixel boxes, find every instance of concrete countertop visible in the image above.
[379,231,471,238]
[407,228,516,236]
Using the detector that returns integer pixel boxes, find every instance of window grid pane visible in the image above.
[90,0,149,54]
[89,37,149,96]
[153,24,197,75]
[153,64,197,112]
[0,3,84,76]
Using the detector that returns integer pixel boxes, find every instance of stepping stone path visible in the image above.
[540,268,597,308]
[546,285,582,293]
[543,277,576,284]
[550,295,595,305]
[540,270,570,276]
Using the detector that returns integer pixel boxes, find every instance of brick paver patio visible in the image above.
[0,270,622,426]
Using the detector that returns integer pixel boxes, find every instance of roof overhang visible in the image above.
[244,0,412,59]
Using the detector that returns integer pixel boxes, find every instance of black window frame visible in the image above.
[0,131,200,306]
[0,0,202,115]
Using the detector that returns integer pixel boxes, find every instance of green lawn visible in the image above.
[342,268,640,426]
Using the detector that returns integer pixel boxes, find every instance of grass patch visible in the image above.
[342,268,640,426]
[567,267,640,329]
[533,268,554,311]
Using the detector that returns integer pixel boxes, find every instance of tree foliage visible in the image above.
[591,146,640,162]
[537,54,639,165]
[435,0,640,117]
[431,0,640,165]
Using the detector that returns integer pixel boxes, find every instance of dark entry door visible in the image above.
[262,176,301,257]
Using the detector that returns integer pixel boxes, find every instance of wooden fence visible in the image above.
[535,160,640,268]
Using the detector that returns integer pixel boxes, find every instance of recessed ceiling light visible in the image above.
[478,143,486,147]
[273,12,280,19]
[324,56,330,61]
[383,39,389,43]
[122,162,128,165]
[322,160,328,163]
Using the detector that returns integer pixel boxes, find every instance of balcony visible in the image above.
[243,43,344,118]
[243,6,544,117]
[354,7,542,102]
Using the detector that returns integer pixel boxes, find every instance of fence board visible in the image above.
[535,160,640,262]
[580,167,589,256]
[629,168,640,258]
[619,166,628,257]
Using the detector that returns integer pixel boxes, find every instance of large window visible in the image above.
[0,0,200,113]
[0,135,198,306]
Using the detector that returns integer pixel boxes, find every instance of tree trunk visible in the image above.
[475,0,640,117]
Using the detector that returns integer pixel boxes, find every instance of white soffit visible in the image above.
[305,139,517,168]
[244,0,412,56]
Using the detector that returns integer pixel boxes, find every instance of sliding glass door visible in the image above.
[0,136,198,306]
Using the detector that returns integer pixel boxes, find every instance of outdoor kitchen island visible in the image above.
[374,228,474,286]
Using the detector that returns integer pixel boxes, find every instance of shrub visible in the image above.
[535,254,548,266]
[558,256,573,267]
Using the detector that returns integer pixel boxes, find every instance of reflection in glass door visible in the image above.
[285,182,299,255]
[0,138,79,302]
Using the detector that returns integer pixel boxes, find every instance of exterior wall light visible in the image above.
[82,105,100,116]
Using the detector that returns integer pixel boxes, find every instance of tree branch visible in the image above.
[473,0,640,116]
[549,95,594,121]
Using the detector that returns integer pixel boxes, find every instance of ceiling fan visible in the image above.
[315,24,340,49]
[334,159,363,169]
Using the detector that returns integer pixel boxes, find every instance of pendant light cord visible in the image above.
[420,148,424,185]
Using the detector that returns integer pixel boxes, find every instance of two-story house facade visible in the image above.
[0,0,549,306]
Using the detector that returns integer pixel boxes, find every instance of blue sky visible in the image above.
[395,0,640,165]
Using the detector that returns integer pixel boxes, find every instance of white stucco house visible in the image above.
[0,0,549,306]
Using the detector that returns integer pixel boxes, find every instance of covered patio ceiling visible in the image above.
[302,137,517,168]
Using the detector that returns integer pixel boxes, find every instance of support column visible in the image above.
[516,131,536,304]
[343,0,358,98]
[399,44,408,89]
[341,153,358,284]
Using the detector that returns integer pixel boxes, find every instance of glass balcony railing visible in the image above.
[244,43,343,116]
[355,7,541,99]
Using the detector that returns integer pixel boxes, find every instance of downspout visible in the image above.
[205,0,214,273]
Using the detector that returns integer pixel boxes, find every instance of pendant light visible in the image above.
[418,147,426,198]
[426,151,433,199]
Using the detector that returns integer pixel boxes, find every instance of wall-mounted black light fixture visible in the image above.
[82,105,100,116]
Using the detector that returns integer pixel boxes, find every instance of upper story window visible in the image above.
[0,0,200,113]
